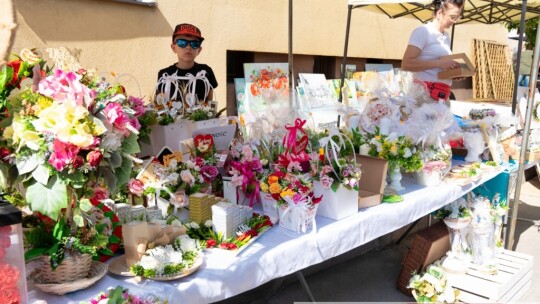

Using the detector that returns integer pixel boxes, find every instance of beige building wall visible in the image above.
[12,0,509,110]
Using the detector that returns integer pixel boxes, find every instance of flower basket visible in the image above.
[36,252,93,284]
[314,181,358,220]
[186,117,221,135]
[278,203,318,233]
[260,192,279,224]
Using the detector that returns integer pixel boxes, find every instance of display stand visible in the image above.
[28,164,503,304]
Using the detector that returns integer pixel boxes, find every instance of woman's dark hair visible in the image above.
[433,0,464,13]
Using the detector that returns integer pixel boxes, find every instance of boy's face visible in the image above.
[171,34,202,63]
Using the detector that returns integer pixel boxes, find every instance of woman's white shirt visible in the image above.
[407,21,452,86]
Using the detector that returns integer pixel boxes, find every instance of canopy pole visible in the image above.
[506,14,540,250]
[288,0,295,109]
[339,4,354,104]
[511,0,528,115]
[450,23,455,51]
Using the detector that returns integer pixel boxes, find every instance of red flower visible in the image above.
[6,60,21,86]
[206,239,217,248]
[86,150,103,168]
[0,147,12,162]
[72,156,84,169]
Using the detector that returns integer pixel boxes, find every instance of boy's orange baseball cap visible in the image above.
[172,23,204,41]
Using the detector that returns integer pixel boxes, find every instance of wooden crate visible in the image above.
[448,250,533,303]
[396,221,450,296]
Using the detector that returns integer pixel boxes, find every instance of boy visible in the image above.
[157,23,218,103]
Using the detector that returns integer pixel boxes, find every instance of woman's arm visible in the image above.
[401,45,458,72]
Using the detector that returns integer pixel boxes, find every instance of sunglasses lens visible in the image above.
[176,39,188,48]
[176,39,201,49]
[190,41,201,49]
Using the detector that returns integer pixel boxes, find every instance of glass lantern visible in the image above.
[0,201,28,304]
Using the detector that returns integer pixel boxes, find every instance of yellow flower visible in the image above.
[260,182,269,193]
[269,182,282,194]
[280,188,295,198]
[8,114,43,151]
[390,145,397,155]
[35,96,53,115]
[375,135,381,141]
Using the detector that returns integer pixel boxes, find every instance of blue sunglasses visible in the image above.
[175,39,202,49]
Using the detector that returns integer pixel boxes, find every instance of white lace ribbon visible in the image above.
[279,196,318,247]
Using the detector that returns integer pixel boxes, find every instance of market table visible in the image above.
[27,166,502,304]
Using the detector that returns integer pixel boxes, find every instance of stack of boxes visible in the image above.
[211,201,253,238]
[189,193,221,223]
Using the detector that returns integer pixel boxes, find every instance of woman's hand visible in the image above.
[451,77,466,81]
[439,59,461,70]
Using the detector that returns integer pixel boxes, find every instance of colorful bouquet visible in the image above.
[85,286,168,304]
[185,214,272,250]
[312,128,361,192]
[366,128,423,172]
[407,262,459,303]
[229,143,266,207]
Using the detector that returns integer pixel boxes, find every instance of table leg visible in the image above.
[296,271,316,302]
[396,218,422,245]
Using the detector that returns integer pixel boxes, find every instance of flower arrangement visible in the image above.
[434,198,471,220]
[129,234,201,278]
[84,286,168,304]
[407,262,459,303]
[184,214,272,250]
[366,128,423,172]
[229,143,266,207]
[259,169,320,207]
[311,128,362,192]
[359,99,400,134]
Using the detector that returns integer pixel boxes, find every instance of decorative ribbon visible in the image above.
[318,127,356,181]
[279,196,318,248]
[185,70,213,106]
[154,70,214,107]
[282,118,307,154]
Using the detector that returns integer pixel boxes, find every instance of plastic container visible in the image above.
[0,201,28,304]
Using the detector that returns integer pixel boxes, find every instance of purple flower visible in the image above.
[201,165,219,182]
[250,159,263,172]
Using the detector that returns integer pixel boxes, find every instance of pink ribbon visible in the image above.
[422,160,447,174]
[282,118,307,154]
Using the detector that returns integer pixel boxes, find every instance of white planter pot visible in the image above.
[278,203,318,233]
[416,170,442,187]
[313,181,358,220]
[149,121,192,154]
[260,193,279,224]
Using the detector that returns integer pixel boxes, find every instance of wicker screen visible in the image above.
[472,39,515,102]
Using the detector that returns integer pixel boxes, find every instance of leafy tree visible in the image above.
[507,18,538,50]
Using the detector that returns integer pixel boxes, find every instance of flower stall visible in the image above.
[0,46,526,304]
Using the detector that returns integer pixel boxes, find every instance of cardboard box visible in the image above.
[356,156,388,209]
[438,53,476,79]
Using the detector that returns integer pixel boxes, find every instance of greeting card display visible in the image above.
[241,63,290,138]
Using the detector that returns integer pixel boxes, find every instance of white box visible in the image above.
[314,181,358,220]
[278,203,318,233]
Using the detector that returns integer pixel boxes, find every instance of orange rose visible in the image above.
[268,175,279,184]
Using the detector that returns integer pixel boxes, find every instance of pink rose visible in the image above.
[86,150,103,168]
[103,102,130,131]
[201,166,219,183]
[48,139,80,171]
[128,178,144,196]
[241,145,253,162]
[180,170,195,186]
[128,96,145,117]
[320,175,334,189]
[231,175,244,187]
[93,186,110,201]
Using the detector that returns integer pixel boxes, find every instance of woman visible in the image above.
[401,0,465,102]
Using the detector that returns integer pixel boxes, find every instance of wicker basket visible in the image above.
[36,252,93,284]
[32,261,107,295]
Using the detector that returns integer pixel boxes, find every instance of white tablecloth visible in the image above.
[28,168,501,304]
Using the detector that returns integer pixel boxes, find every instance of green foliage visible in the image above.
[507,18,538,50]
[25,176,68,220]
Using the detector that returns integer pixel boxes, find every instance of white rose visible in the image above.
[100,131,123,150]
[190,222,200,229]
[169,251,183,264]
[170,219,182,226]
[180,170,195,185]
[403,147,412,158]
[204,220,213,227]
[177,235,197,252]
